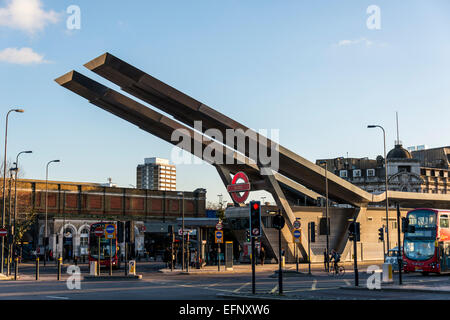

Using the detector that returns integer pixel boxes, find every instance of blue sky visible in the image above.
[1,0,449,204]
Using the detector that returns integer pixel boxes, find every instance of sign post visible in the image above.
[94,226,103,276]
[104,224,116,276]
[215,230,223,271]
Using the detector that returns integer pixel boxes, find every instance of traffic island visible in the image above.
[83,274,142,281]
[270,270,307,278]
[339,284,450,294]
[217,292,296,300]
[0,274,16,280]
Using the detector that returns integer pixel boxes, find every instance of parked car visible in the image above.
[385,247,404,271]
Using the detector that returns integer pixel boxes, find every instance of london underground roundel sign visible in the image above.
[226,171,251,204]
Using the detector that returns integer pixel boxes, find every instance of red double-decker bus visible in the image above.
[88,222,119,268]
[403,208,450,275]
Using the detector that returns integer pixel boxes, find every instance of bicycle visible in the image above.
[328,263,345,276]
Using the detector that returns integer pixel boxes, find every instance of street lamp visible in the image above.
[319,160,329,272]
[1,108,24,274]
[12,151,32,260]
[368,125,390,253]
[178,191,185,271]
[44,159,60,266]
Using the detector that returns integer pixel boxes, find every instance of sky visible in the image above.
[0,0,449,204]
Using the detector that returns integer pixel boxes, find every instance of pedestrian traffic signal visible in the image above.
[378,227,384,241]
[246,230,250,242]
[309,222,316,243]
[249,201,261,238]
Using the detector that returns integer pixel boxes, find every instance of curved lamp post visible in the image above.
[318,161,330,272]
[12,151,32,259]
[368,125,390,254]
[44,159,60,266]
[1,108,24,274]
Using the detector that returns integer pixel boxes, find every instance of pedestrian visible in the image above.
[191,249,197,268]
[210,248,216,265]
[323,249,329,271]
[163,248,170,268]
[260,247,266,266]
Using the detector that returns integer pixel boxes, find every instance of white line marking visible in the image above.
[233,282,250,293]
[46,296,69,300]
[344,280,351,286]
[270,285,278,294]
[312,280,317,290]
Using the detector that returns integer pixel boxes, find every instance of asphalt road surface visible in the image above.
[1,261,450,300]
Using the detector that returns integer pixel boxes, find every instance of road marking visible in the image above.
[233,282,250,293]
[344,280,351,286]
[46,296,69,300]
[311,280,317,290]
[270,285,278,294]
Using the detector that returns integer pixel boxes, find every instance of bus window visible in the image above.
[440,215,449,228]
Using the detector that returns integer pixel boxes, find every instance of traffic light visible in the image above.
[402,217,415,233]
[249,201,261,238]
[117,221,124,243]
[355,222,360,242]
[309,222,316,243]
[245,230,250,242]
[378,227,384,241]
[125,221,134,243]
[348,222,360,242]
[273,214,285,230]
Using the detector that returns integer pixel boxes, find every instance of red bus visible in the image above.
[403,208,450,275]
[89,222,119,268]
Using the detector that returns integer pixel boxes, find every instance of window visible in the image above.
[353,169,361,178]
[367,169,375,177]
[440,215,449,228]
[339,170,347,178]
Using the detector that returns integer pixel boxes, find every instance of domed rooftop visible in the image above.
[387,144,412,159]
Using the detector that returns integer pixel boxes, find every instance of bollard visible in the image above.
[14,257,18,280]
[36,257,39,280]
[57,257,62,281]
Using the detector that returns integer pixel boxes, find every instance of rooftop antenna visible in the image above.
[396,111,401,145]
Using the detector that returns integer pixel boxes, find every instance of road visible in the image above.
[0,261,450,300]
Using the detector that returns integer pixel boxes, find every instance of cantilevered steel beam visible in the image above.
[84,53,374,206]
[55,71,320,204]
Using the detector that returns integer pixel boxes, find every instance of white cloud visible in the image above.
[0,47,47,64]
[337,38,374,47]
[0,0,60,34]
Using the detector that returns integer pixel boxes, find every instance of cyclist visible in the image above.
[329,249,341,274]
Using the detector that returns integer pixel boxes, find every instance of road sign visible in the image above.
[216,221,223,230]
[178,228,195,236]
[227,171,251,204]
[215,230,223,243]
[293,220,301,229]
[94,227,104,237]
[293,229,301,243]
[104,223,116,239]
[0,228,7,237]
